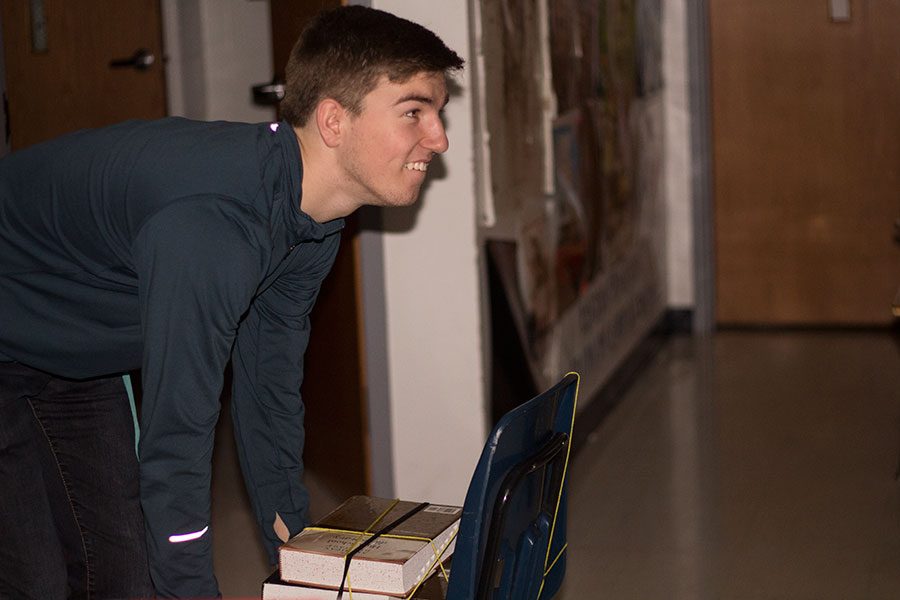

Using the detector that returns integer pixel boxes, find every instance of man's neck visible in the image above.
[294,126,356,223]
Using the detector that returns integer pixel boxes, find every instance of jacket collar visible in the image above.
[272,120,344,242]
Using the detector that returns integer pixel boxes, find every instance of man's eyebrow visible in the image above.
[395,93,451,108]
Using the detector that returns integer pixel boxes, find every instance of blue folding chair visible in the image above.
[445,373,579,600]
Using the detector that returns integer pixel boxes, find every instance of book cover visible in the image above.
[278,496,460,597]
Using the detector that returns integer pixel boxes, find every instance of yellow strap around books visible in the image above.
[536,372,580,600]
[305,526,436,544]
[332,500,459,600]
[365,499,401,533]
[341,498,400,597]
[316,523,458,600]
[394,529,457,600]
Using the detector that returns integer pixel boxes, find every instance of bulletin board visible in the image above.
[479,0,667,403]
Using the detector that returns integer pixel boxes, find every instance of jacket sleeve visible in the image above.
[229,233,340,564]
[132,197,268,598]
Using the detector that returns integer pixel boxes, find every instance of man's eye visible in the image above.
[405,109,420,118]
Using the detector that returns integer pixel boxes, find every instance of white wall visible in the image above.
[663,0,695,308]
[369,0,489,506]
[162,0,275,122]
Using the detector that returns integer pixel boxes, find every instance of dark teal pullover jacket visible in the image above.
[0,118,343,597]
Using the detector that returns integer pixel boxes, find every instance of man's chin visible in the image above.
[376,189,423,208]
[395,194,422,207]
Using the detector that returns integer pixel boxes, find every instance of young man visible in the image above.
[0,6,463,599]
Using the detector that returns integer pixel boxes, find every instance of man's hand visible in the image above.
[273,512,290,542]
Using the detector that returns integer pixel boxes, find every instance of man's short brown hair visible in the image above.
[280,6,464,127]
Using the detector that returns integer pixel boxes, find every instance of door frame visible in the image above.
[0,14,8,156]
[688,0,715,334]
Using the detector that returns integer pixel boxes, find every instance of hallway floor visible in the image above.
[212,330,900,598]
[558,330,900,599]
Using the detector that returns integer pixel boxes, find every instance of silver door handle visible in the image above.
[252,78,286,105]
[110,49,155,71]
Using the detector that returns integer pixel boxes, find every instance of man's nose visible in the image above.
[423,118,449,154]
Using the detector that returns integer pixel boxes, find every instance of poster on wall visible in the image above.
[480,0,666,402]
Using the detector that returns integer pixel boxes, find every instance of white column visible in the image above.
[663,0,695,307]
[369,0,489,505]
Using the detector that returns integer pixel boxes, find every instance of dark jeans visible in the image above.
[0,362,154,600]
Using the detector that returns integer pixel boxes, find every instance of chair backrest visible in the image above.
[446,373,579,600]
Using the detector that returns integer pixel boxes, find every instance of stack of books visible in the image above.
[262,496,461,599]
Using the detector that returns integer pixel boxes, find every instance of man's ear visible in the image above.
[315,98,346,148]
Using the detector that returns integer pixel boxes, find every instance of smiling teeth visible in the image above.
[404,162,428,172]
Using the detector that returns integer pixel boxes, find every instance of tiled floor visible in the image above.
[212,330,900,598]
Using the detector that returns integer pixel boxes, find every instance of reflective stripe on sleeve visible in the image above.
[168,525,209,543]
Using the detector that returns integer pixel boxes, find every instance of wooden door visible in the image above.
[1,0,166,150]
[267,0,372,505]
[710,1,900,325]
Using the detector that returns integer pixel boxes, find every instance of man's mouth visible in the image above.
[404,161,429,172]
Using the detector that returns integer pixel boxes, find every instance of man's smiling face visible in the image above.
[336,71,450,208]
